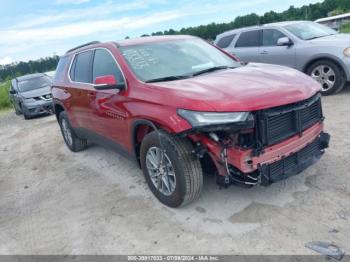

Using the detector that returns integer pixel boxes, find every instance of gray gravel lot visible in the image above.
[0,89,349,255]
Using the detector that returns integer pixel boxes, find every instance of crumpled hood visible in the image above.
[20,85,51,99]
[148,63,320,112]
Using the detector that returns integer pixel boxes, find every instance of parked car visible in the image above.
[44,70,56,79]
[52,36,329,207]
[214,21,350,95]
[9,73,53,119]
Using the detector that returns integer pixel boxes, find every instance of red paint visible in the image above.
[52,37,324,175]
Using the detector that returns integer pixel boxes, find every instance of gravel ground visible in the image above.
[0,89,349,255]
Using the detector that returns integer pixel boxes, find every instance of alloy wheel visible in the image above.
[146,147,176,196]
[311,65,336,92]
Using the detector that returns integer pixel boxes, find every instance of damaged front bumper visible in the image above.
[189,123,330,187]
[259,131,329,185]
[23,100,54,116]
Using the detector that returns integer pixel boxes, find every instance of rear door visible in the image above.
[88,48,129,147]
[232,29,261,63]
[259,29,296,67]
[68,50,95,130]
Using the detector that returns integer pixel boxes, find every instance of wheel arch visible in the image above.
[53,102,66,121]
[131,119,172,166]
[303,55,347,79]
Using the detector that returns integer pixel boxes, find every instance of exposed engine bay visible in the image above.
[179,93,330,188]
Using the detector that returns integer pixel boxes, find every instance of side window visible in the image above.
[263,29,287,46]
[54,56,68,82]
[216,34,236,49]
[235,30,261,48]
[70,51,93,83]
[92,49,124,84]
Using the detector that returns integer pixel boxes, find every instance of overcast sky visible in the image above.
[0,0,322,65]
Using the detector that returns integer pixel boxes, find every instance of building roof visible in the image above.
[315,13,350,23]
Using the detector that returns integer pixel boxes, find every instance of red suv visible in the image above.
[52,36,330,207]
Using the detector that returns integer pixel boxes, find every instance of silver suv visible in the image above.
[214,21,350,95]
[9,73,53,119]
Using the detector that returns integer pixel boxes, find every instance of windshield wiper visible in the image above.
[191,66,233,77]
[145,66,236,82]
[145,75,190,83]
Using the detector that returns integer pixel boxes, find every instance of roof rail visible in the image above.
[65,41,101,54]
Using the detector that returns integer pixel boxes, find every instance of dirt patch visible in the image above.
[0,89,350,254]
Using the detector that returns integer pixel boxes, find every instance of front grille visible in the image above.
[257,94,323,146]
[268,138,321,182]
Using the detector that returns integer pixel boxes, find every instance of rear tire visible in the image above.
[58,111,88,152]
[140,131,203,208]
[307,59,345,96]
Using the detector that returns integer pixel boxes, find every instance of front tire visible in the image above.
[14,103,22,115]
[21,105,31,120]
[307,60,345,96]
[140,131,203,208]
[58,111,88,152]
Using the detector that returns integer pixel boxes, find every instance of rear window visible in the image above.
[70,51,93,83]
[216,34,235,48]
[54,56,69,82]
[235,30,261,47]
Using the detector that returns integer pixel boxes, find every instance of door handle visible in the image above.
[260,50,268,55]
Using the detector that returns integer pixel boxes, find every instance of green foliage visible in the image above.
[0,56,59,82]
[340,22,350,33]
[0,80,12,110]
[146,0,350,40]
[329,8,349,16]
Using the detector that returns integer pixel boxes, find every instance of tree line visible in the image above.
[141,0,350,39]
[0,56,59,82]
[1,0,350,81]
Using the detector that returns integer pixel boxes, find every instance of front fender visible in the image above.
[127,102,192,134]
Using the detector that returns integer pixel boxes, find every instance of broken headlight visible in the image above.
[177,109,254,128]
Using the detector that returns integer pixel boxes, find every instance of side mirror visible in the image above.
[9,89,16,94]
[93,75,125,90]
[277,37,293,46]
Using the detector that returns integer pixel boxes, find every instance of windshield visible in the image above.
[18,76,51,92]
[120,38,240,82]
[284,21,337,40]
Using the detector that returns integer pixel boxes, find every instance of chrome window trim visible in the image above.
[67,47,128,90]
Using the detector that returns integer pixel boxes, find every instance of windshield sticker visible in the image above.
[122,49,158,70]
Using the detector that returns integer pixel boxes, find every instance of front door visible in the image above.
[259,29,296,68]
[88,48,129,148]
